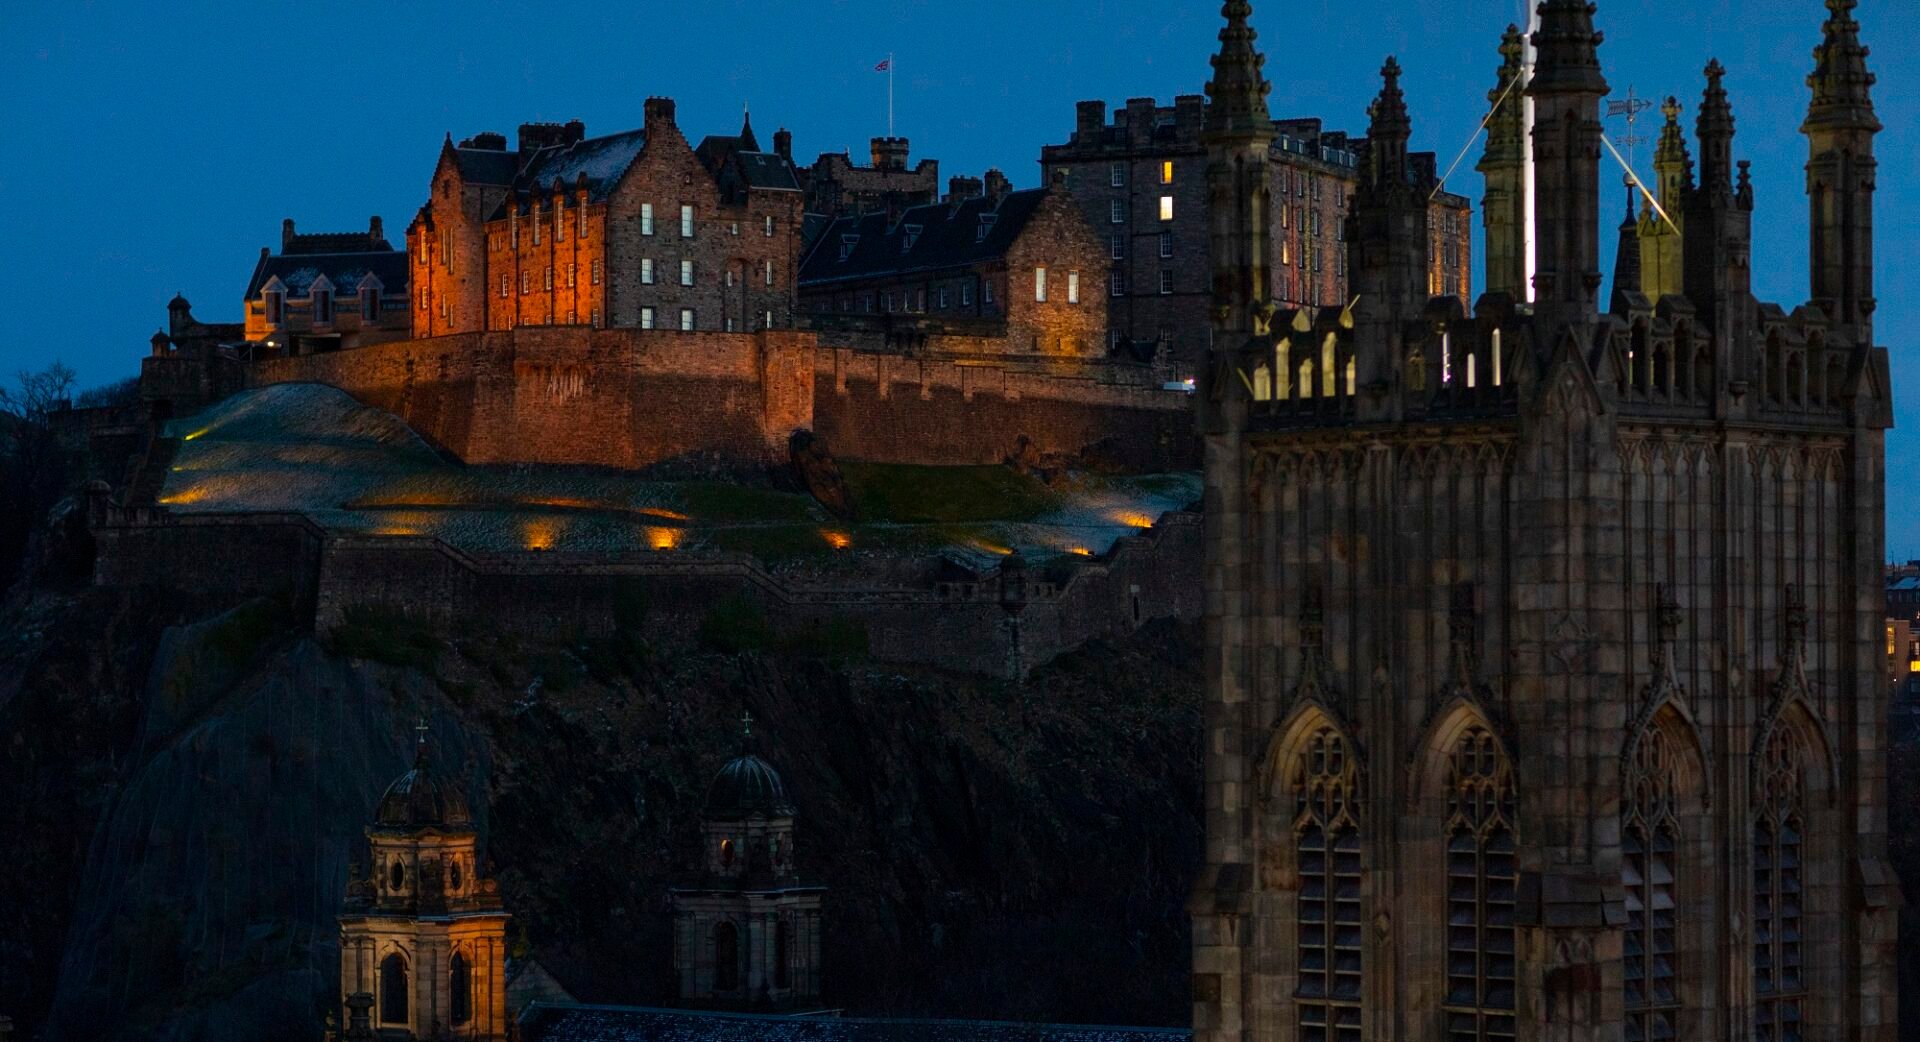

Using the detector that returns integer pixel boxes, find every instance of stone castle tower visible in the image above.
[336,729,510,1040]
[669,717,826,1008]
[1191,2,1897,1041]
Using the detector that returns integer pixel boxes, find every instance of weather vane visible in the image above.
[1607,85,1655,180]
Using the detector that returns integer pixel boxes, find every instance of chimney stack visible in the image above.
[945,175,984,202]
[282,218,295,251]
[369,216,384,243]
[774,127,793,160]
[1075,100,1108,141]
[984,168,1012,204]
[644,97,677,132]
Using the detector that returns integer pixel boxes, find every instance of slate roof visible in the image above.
[454,146,519,186]
[519,1004,1192,1042]
[489,129,650,219]
[699,114,802,199]
[244,249,409,301]
[798,188,1050,288]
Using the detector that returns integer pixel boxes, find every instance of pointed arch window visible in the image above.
[1294,726,1362,1042]
[449,951,472,1025]
[380,952,408,1024]
[1442,726,1517,1042]
[1753,726,1806,1042]
[1623,728,1683,1042]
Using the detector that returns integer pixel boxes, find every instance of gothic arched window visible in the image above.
[1623,728,1683,1042]
[1753,727,1807,1042]
[380,953,408,1025]
[1441,727,1517,1042]
[714,921,740,991]
[449,951,471,1026]
[1293,726,1362,1042]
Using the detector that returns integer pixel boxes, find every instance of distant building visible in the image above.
[670,721,825,1009]
[335,731,510,1041]
[802,136,941,219]
[243,217,410,351]
[407,99,805,337]
[798,179,1110,359]
[1040,96,1471,374]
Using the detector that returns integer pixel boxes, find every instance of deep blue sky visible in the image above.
[2,0,1914,554]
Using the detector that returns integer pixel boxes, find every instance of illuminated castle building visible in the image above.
[1191,2,1898,1041]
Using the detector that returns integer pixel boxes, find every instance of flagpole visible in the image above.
[887,52,895,137]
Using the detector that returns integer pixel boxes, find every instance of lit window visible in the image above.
[641,306,655,329]
[1159,195,1173,221]
[764,260,773,286]
[566,263,576,288]
[764,214,774,236]
[641,203,654,235]
[1160,160,1174,184]
[1159,270,1173,295]
[680,308,694,331]
[1067,270,1080,304]
[1109,162,1125,187]
[521,271,529,295]
[592,259,603,285]
[1034,266,1048,302]
[579,209,588,237]
[1110,199,1125,224]
[680,260,694,286]
[642,258,654,284]
[681,205,694,237]
[544,266,553,291]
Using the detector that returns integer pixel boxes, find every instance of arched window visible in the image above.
[388,859,405,892]
[1253,362,1272,402]
[380,953,408,1025]
[714,921,740,991]
[1441,727,1517,1042]
[449,951,472,1026]
[1293,726,1362,1042]
[1623,728,1683,1042]
[1753,727,1806,1042]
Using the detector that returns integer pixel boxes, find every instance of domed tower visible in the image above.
[670,714,825,1009]
[337,726,509,1040]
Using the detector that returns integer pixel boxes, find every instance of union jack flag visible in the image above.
[874,58,891,72]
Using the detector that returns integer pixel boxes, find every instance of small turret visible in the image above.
[1803,0,1879,339]
[1526,0,1609,319]
[1477,25,1529,301]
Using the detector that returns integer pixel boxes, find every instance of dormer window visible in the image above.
[312,279,335,324]
[263,287,284,326]
[977,214,997,242]
[361,282,381,320]
[901,224,922,252]
[839,234,859,262]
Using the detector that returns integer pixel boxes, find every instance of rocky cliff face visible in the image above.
[0,572,1202,1040]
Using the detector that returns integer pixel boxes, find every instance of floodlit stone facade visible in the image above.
[1191,3,1898,1041]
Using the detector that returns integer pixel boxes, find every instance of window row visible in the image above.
[1104,159,1178,187]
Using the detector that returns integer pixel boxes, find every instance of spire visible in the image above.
[1696,60,1736,195]
[1365,58,1411,188]
[1528,0,1607,96]
[738,105,760,152]
[1804,0,1879,134]
[1478,25,1530,301]
[1483,25,1526,155]
[1652,95,1692,207]
[1611,181,1643,310]
[413,718,431,769]
[1203,1,1273,137]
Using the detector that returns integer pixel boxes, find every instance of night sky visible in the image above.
[2,0,1913,554]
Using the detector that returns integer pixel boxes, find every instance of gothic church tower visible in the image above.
[1192,2,1898,1040]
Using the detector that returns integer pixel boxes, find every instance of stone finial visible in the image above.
[1528,0,1607,96]
[1695,60,1737,192]
[1804,0,1879,133]
[1653,95,1693,195]
[1203,0,1273,137]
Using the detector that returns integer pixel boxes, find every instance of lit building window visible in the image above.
[680,260,694,287]
[641,306,655,329]
[681,205,694,237]
[592,259,603,285]
[765,214,775,236]
[544,267,553,291]
[765,260,774,286]
[1161,160,1174,184]
[1067,271,1080,304]
[521,272,530,295]
[1034,267,1048,302]
[680,308,695,331]
[1159,195,1174,221]
[642,258,654,285]
[566,263,576,288]
[641,203,654,235]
